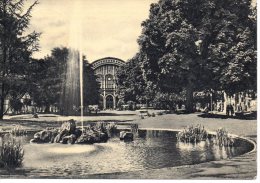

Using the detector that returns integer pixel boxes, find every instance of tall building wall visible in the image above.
[92,57,125,110]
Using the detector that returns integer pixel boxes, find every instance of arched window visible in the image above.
[96,75,103,88]
[105,74,113,89]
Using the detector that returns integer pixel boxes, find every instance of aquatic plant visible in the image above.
[130,124,138,133]
[106,122,117,134]
[10,125,27,136]
[176,124,208,143]
[0,135,24,169]
[90,122,117,134]
[215,128,234,147]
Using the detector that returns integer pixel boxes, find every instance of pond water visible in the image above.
[1,130,254,178]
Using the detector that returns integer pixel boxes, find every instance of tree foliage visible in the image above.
[29,48,68,112]
[29,47,100,114]
[0,0,40,118]
[82,60,100,107]
[120,0,256,111]
[116,53,146,104]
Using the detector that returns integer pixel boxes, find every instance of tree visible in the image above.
[207,5,256,96]
[116,53,147,104]
[29,47,100,115]
[136,0,256,112]
[27,48,68,113]
[82,60,100,107]
[0,0,40,119]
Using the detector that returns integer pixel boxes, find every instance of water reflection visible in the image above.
[0,130,254,178]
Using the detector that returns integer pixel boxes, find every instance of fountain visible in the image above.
[61,49,80,116]
[60,1,84,131]
[30,1,91,144]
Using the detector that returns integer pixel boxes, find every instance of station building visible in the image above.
[92,57,125,110]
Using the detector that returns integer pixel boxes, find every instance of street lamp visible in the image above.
[210,92,212,112]
[209,89,214,113]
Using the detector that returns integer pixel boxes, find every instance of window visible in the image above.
[106,75,113,89]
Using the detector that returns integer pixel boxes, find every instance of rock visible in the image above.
[53,130,69,143]
[31,129,58,143]
[120,131,133,141]
[67,134,77,144]
[53,122,79,143]
[75,133,95,144]
[119,131,126,140]
[74,128,82,138]
[99,132,109,142]
[61,134,77,144]
[91,131,109,143]
[60,119,76,134]
[30,138,43,144]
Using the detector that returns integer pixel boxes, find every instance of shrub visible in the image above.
[215,128,234,147]
[127,101,136,111]
[177,124,208,143]
[130,124,138,133]
[0,135,24,169]
[88,122,117,135]
[10,125,27,136]
[106,122,117,134]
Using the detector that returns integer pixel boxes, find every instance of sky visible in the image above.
[27,0,256,62]
[27,0,157,62]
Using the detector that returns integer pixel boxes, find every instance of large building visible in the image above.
[92,57,125,110]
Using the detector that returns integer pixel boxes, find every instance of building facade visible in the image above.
[92,57,125,110]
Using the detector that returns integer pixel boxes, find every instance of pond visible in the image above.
[0,129,254,178]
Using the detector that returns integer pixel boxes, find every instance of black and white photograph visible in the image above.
[0,0,257,180]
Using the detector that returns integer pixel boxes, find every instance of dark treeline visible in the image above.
[27,47,100,114]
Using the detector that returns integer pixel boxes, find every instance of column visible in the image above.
[223,91,227,114]
[113,96,116,109]
[103,95,106,110]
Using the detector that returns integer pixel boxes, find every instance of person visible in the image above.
[226,104,230,116]
[230,104,234,116]
[237,103,242,112]
[33,112,38,118]
[218,103,221,112]
[204,106,209,113]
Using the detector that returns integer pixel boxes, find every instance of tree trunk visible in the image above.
[44,105,50,113]
[0,0,7,120]
[0,84,5,119]
[185,83,194,113]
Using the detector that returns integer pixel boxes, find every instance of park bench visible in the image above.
[176,109,187,114]
[138,110,149,118]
